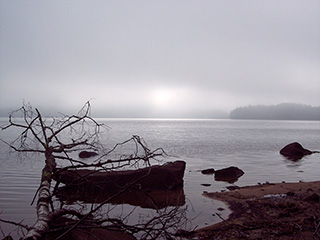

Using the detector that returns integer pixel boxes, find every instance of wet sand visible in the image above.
[194,181,320,240]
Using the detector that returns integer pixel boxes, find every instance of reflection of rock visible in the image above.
[57,186,185,209]
[214,166,244,183]
[201,168,215,175]
[280,142,312,160]
[78,151,98,158]
[54,161,186,192]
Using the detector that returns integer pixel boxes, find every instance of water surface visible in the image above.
[0,119,319,237]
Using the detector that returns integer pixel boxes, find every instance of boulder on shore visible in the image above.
[280,142,312,160]
[214,166,244,183]
[78,151,98,158]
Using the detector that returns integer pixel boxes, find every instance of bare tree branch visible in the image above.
[0,102,188,240]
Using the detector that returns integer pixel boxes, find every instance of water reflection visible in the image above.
[57,186,185,210]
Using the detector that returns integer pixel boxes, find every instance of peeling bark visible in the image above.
[23,155,56,240]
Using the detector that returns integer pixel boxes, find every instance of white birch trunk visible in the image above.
[23,155,56,240]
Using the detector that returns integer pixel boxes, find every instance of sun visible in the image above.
[152,89,176,108]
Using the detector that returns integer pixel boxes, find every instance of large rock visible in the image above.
[280,142,312,160]
[214,166,244,183]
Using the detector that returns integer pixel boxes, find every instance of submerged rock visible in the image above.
[214,166,244,183]
[280,142,312,160]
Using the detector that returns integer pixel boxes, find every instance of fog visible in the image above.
[1,0,319,118]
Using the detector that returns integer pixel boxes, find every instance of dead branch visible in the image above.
[0,218,30,231]
[0,102,188,240]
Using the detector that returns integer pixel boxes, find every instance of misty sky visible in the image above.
[1,0,320,118]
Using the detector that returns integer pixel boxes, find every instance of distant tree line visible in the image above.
[230,103,320,121]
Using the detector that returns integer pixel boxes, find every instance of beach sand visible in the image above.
[193,181,320,240]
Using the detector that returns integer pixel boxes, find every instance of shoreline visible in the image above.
[193,181,320,239]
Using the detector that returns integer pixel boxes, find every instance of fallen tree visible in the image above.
[0,102,189,240]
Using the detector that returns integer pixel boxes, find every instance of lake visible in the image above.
[0,118,319,238]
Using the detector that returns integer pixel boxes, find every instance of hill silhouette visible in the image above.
[230,103,320,121]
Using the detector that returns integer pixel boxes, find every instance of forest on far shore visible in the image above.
[230,103,320,121]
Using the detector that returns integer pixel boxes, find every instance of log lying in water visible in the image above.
[54,161,186,193]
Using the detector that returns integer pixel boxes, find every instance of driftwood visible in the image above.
[54,161,186,192]
[55,161,186,209]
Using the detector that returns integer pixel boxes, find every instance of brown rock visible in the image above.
[280,142,312,160]
[214,166,244,183]
[201,168,215,174]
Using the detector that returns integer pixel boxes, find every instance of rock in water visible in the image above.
[79,151,98,158]
[280,142,312,160]
[201,168,215,175]
[214,166,244,183]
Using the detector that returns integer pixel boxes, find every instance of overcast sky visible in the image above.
[1,0,319,118]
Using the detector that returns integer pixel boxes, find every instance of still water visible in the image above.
[0,118,319,238]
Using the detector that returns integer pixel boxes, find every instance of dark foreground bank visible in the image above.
[193,181,320,240]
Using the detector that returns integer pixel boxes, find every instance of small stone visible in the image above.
[226,185,241,190]
[201,168,215,175]
[286,191,295,196]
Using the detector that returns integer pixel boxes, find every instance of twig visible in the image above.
[314,221,320,239]
[0,218,30,230]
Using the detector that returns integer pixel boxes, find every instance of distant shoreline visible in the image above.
[230,103,320,121]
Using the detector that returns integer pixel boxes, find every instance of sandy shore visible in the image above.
[193,181,320,240]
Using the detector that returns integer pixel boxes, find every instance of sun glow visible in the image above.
[151,88,183,110]
[153,89,172,106]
